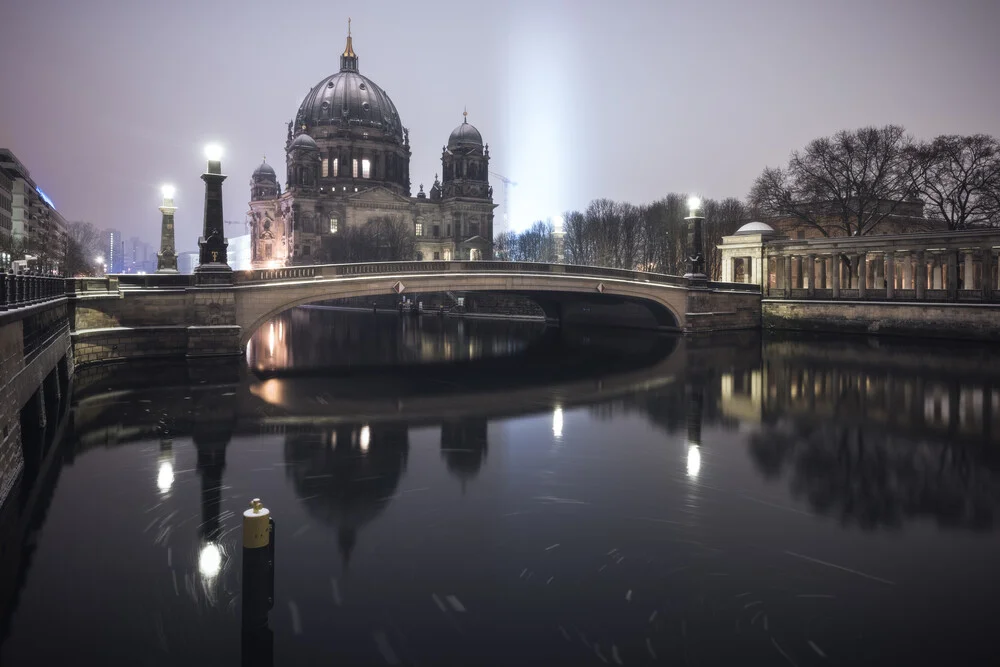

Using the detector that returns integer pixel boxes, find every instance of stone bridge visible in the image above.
[69,261,760,364]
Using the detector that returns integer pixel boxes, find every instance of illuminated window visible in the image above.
[443,249,452,261]
[321,158,328,178]
[352,159,358,178]
[332,158,338,177]
[362,159,371,179]
[329,216,339,233]
[415,222,423,236]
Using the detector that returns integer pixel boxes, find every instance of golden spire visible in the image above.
[463,106,468,123]
[343,18,356,57]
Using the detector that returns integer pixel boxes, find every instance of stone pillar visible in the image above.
[872,254,883,291]
[197,150,231,275]
[157,189,178,273]
[804,254,814,296]
[856,253,867,298]
[817,256,827,290]
[783,255,793,296]
[902,252,912,290]
[915,249,926,300]
[946,250,959,300]
[831,254,841,298]
[983,247,995,301]
[964,251,975,290]
[886,252,895,299]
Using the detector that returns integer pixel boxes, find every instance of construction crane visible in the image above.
[489,171,517,234]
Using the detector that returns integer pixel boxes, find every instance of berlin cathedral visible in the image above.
[247,26,496,267]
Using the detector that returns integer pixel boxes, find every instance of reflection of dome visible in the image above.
[290,133,318,151]
[448,116,483,151]
[284,425,408,564]
[441,419,488,490]
[735,221,775,235]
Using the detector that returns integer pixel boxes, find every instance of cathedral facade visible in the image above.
[248,28,495,267]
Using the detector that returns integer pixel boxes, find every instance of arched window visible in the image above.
[361,159,371,179]
[332,158,338,177]
[329,215,339,234]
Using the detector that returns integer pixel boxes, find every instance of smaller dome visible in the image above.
[253,159,276,179]
[448,115,483,150]
[290,132,318,150]
[735,221,775,235]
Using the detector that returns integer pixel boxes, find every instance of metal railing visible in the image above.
[0,271,68,312]
[231,260,759,292]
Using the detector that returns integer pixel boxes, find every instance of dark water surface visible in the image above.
[2,308,999,666]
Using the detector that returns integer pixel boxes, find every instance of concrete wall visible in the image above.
[0,301,73,509]
[764,299,1000,341]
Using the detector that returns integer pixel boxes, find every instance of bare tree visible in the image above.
[367,215,415,261]
[911,134,1000,229]
[516,221,556,263]
[493,230,518,261]
[704,198,756,280]
[65,221,103,276]
[750,125,919,237]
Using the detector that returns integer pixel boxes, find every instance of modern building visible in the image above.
[247,27,495,268]
[177,250,199,275]
[0,149,69,273]
[102,229,124,274]
[227,233,252,271]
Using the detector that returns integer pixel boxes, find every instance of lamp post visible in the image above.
[196,143,232,281]
[95,255,106,276]
[684,195,707,286]
[157,184,179,273]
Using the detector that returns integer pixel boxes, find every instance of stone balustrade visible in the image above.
[760,230,1000,302]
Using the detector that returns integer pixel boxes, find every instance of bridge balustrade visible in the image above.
[0,272,70,312]
[764,230,1000,303]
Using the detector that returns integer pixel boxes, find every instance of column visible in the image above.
[783,255,792,296]
[946,250,958,300]
[817,256,827,290]
[983,247,995,301]
[856,253,867,298]
[886,252,895,299]
[901,252,912,290]
[806,254,816,297]
[915,249,926,300]
[872,254,883,291]
[964,251,975,291]
[831,254,841,298]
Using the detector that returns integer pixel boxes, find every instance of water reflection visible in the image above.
[284,425,409,565]
[3,314,1000,665]
[247,306,546,371]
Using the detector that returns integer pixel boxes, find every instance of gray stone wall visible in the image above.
[684,289,762,333]
[764,300,1000,341]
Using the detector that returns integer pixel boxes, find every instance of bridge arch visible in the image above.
[234,271,688,348]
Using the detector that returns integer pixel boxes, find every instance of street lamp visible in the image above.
[196,143,231,274]
[157,184,178,273]
[683,195,707,283]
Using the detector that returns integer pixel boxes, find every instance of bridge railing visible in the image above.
[0,272,70,312]
[231,260,757,291]
[116,273,195,289]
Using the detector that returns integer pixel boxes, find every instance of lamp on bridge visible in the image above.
[684,195,707,285]
[196,143,232,281]
[157,184,179,273]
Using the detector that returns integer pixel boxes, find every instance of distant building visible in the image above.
[177,250,198,275]
[102,229,124,274]
[123,236,156,273]
[247,26,495,268]
[0,149,69,273]
[227,234,252,271]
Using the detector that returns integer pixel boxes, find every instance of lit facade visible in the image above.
[247,28,495,267]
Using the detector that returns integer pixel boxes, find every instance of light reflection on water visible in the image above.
[1,309,999,666]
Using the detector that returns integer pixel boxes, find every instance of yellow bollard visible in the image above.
[243,498,271,549]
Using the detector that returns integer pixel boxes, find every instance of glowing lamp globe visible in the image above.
[687,196,702,215]
[161,184,176,199]
[204,144,224,162]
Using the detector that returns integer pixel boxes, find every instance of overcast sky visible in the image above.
[1,0,998,247]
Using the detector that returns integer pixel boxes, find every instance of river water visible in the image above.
[1,306,999,666]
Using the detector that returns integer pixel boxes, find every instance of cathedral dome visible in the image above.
[253,159,276,179]
[294,29,404,144]
[448,115,483,150]
[290,132,318,150]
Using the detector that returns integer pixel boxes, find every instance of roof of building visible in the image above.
[253,158,277,179]
[448,112,483,151]
[294,30,404,144]
[289,132,318,150]
[735,221,776,235]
